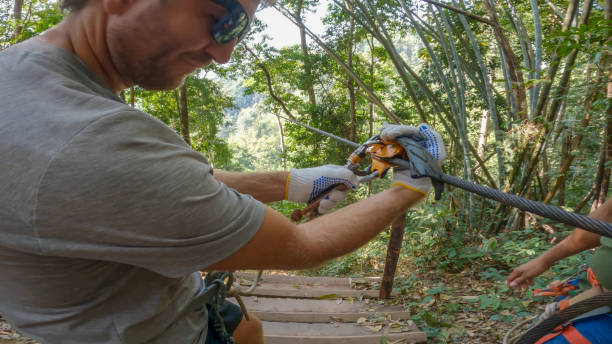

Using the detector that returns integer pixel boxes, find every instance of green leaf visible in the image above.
[315,293,341,300]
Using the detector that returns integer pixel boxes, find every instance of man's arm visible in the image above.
[507,197,612,289]
[214,170,288,203]
[209,123,445,271]
[206,186,423,270]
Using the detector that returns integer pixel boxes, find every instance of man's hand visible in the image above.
[506,257,551,290]
[380,123,446,162]
[380,123,446,194]
[286,165,358,213]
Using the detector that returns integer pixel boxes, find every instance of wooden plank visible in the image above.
[262,321,427,344]
[242,297,411,323]
[234,273,395,298]
[242,297,400,313]
[262,321,423,336]
[235,272,381,287]
[264,333,427,344]
[252,310,411,323]
[245,286,381,298]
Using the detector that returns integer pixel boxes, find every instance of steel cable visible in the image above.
[394,137,612,239]
[439,173,612,238]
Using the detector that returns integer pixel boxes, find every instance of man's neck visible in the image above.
[41,7,128,95]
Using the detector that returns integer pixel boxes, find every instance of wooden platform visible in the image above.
[234,273,426,344]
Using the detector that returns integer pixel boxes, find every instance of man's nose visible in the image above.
[207,40,237,64]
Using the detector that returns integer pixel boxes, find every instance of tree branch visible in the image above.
[420,0,493,26]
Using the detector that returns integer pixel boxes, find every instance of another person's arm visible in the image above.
[507,197,612,289]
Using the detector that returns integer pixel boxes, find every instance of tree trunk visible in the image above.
[591,0,612,209]
[296,0,316,107]
[275,114,287,170]
[480,0,527,120]
[475,109,489,176]
[178,84,191,147]
[346,3,356,143]
[543,72,598,203]
[505,0,580,193]
[130,86,135,107]
[513,0,592,198]
[13,0,24,41]
[591,126,611,211]
[367,36,374,138]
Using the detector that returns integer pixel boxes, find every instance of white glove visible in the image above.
[379,123,446,195]
[286,164,358,213]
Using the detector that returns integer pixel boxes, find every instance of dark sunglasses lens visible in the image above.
[212,5,251,44]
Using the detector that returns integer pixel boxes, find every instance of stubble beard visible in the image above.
[107,26,187,91]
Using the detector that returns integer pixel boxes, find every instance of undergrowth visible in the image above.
[271,193,595,343]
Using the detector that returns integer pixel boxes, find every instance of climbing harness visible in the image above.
[531,265,586,298]
[178,270,263,344]
[177,272,236,344]
[503,266,612,344]
[278,115,612,239]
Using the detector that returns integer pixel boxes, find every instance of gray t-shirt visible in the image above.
[0,38,265,343]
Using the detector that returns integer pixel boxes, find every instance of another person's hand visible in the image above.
[286,165,358,214]
[506,257,551,290]
[380,123,446,194]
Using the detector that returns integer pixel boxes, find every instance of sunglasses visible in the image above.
[211,0,252,44]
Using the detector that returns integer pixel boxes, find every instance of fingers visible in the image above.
[418,123,446,162]
[507,270,535,290]
[323,164,359,188]
[287,165,358,203]
[317,189,348,214]
[379,124,420,142]
[379,123,447,164]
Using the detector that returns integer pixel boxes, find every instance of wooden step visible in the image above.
[231,273,424,343]
[235,272,382,286]
[262,321,427,344]
[242,296,410,323]
[234,272,395,298]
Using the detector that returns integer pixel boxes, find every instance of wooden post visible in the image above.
[379,213,406,299]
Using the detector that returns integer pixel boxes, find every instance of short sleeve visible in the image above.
[34,111,265,277]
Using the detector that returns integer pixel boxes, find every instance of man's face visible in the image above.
[106,0,258,90]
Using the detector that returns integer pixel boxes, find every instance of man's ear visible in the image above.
[103,0,136,15]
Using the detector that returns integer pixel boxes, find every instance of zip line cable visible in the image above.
[277,115,612,239]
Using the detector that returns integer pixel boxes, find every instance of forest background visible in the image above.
[1,0,611,342]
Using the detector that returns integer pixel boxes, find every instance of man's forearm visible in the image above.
[206,185,425,271]
[297,186,424,266]
[214,170,289,203]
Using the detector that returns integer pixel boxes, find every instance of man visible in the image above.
[0,0,446,343]
[507,197,612,342]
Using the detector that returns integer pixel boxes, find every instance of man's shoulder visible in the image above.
[1,38,122,103]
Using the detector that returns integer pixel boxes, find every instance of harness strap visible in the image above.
[533,326,562,344]
[587,268,600,287]
[534,324,592,344]
[561,325,592,344]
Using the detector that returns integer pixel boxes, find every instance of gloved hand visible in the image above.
[379,123,446,195]
[286,164,358,214]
